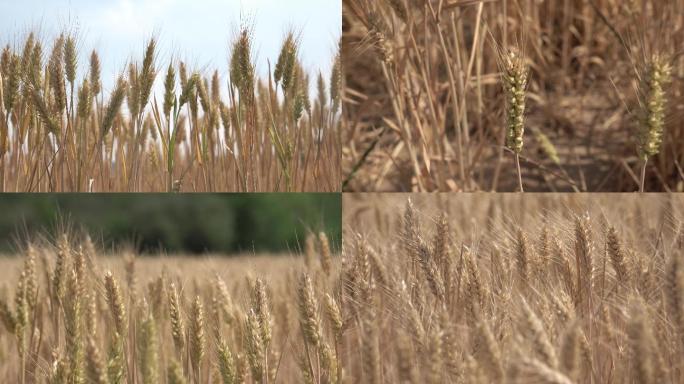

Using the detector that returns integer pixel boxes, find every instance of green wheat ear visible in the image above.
[64,35,77,87]
[502,49,528,155]
[274,31,298,91]
[77,79,92,120]
[230,27,255,101]
[532,128,560,165]
[163,63,176,118]
[638,54,671,160]
[89,50,101,96]
[330,53,341,114]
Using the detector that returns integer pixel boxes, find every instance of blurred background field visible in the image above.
[0,193,341,382]
[0,253,305,290]
[0,193,340,255]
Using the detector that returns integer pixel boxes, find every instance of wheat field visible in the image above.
[0,231,342,383]
[342,193,684,383]
[342,0,684,192]
[0,27,341,192]
[2,195,682,383]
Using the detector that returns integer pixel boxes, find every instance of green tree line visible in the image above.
[0,194,340,254]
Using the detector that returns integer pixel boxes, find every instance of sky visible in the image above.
[0,0,341,95]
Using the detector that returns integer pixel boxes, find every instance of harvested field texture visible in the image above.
[342,0,684,192]
[342,193,684,383]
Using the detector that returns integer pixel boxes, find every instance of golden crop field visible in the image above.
[4,2,684,384]
[342,193,684,383]
[0,231,342,383]
[342,0,684,192]
[0,28,341,192]
[4,195,684,384]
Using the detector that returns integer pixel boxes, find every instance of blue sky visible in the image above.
[0,0,341,95]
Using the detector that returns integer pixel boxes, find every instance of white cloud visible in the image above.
[91,0,176,38]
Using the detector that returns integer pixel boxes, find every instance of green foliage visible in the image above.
[0,194,340,255]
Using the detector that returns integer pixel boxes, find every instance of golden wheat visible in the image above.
[0,27,340,192]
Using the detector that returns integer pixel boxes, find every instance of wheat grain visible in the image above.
[189,295,205,383]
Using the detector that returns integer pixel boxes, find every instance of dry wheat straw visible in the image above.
[4,196,684,382]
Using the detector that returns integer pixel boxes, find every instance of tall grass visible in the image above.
[0,232,340,383]
[2,195,683,382]
[342,0,684,192]
[0,27,341,192]
[341,193,684,383]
